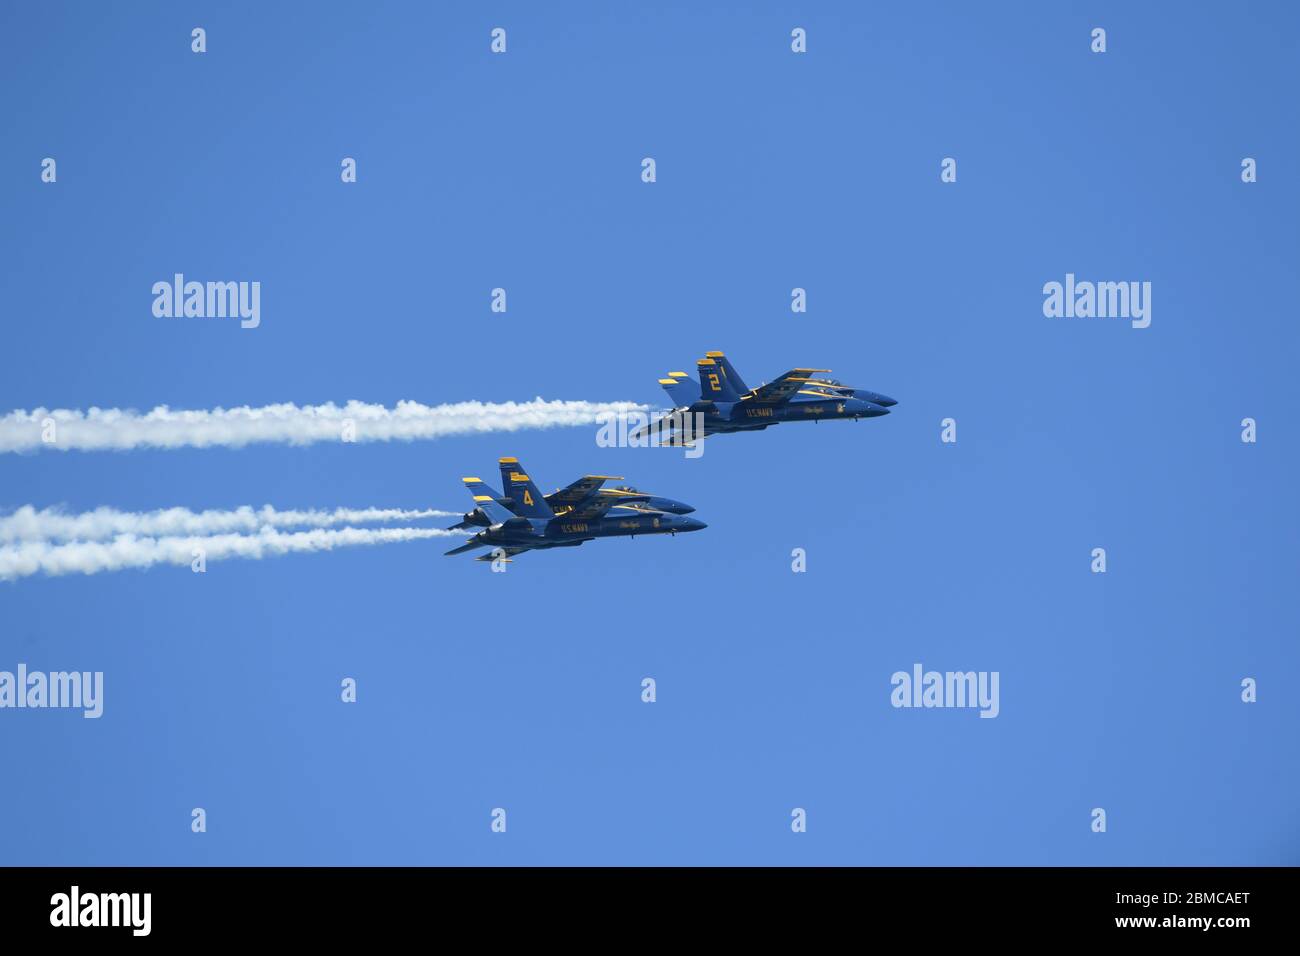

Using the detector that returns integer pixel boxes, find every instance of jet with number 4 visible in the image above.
[446,457,696,531]
[444,460,706,562]
[638,350,896,441]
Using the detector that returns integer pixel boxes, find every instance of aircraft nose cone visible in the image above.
[677,503,696,514]
[857,401,890,417]
[681,517,707,532]
[851,389,897,407]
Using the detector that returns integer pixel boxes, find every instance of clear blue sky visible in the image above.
[1,1,1296,865]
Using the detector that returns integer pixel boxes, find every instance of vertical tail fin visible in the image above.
[697,357,740,403]
[659,371,701,407]
[705,351,749,393]
[497,457,553,518]
[462,478,517,525]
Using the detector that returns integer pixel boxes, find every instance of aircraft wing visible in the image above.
[566,492,652,520]
[473,546,534,561]
[546,475,624,508]
[747,368,831,405]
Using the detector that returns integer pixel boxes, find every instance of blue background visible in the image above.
[1,1,1295,865]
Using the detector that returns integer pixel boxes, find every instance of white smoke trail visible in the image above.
[0,398,648,453]
[0,505,459,544]
[0,526,462,581]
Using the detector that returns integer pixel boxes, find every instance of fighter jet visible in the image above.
[447,457,696,530]
[444,462,706,561]
[638,350,896,441]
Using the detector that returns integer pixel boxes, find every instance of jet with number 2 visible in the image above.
[637,351,896,441]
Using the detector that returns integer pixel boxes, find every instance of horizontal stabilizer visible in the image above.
[444,538,490,556]
[474,546,530,561]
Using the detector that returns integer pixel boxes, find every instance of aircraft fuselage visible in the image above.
[468,510,706,553]
[702,394,889,434]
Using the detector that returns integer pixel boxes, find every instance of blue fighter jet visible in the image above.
[447,457,696,531]
[639,351,895,442]
[444,461,706,562]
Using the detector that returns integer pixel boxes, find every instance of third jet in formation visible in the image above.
[636,351,896,442]
[445,457,705,561]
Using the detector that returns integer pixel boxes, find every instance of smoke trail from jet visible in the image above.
[0,505,459,545]
[0,526,461,581]
[0,398,648,453]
